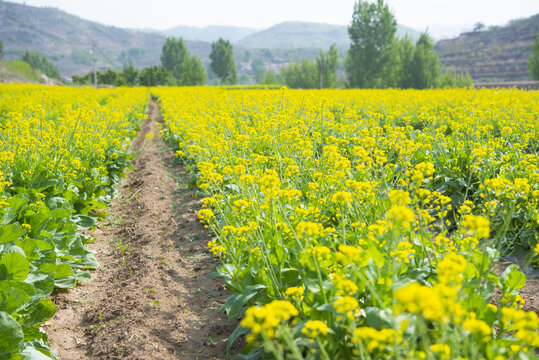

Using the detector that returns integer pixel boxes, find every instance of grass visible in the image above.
[3,60,40,82]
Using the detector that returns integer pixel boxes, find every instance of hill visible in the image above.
[435,14,539,82]
[236,21,421,49]
[162,25,259,43]
[0,1,211,78]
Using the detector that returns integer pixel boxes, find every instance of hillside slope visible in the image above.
[0,1,210,78]
[237,21,421,49]
[435,14,539,82]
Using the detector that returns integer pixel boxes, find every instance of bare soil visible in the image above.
[45,100,238,359]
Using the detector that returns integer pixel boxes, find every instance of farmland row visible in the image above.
[156,87,539,359]
[0,85,147,359]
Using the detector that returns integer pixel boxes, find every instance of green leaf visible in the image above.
[53,264,73,280]
[0,224,25,244]
[71,215,97,230]
[220,284,266,320]
[0,311,24,354]
[0,252,30,281]
[0,283,32,314]
[502,265,526,292]
[365,307,393,330]
[226,324,249,357]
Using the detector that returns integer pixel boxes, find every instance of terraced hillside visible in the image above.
[435,14,539,82]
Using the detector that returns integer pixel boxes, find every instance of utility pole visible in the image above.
[92,41,97,87]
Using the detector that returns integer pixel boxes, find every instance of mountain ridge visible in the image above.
[237,21,421,49]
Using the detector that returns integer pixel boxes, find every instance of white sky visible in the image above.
[9,0,539,31]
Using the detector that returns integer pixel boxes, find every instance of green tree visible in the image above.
[251,58,266,84]
[528,31,539,81]
[261,69,279,85]
[210,38,238,85]
[161,37,189,83]
[138,65,173,86]
[436,70,473,88]
[99,68,125,86]
[22,51,60,80]
[398,36,415,88]
[345,0,397,88]
[180,55,206,86]
[122,66,139,86]
[410,32,440,88]
[0,41,3,60]
[316,44,339,88]
[281,59,318,89]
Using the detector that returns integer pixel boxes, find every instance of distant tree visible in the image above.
[261,69,279,85]
[316,44,339,88]
[251,58,266,83]
[138,65,172,86]
[528,31,539,81]
[473,22,486,32]
[398,36,415,88]
[98,68,125,86]
[345,0,398,88]
[180,55,206,86]
[22,51,60,80]
[436,70,473,88]
[161,37,189,83]
[0,41,3,60]
[281,59,318,89]
[210,38,238,85]
[409,32,440,88]
[122,66,139,86]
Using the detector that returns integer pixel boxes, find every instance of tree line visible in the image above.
[70,0,539,88]
[73,37,238,86]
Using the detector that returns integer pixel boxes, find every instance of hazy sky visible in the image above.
[9,0,539,31]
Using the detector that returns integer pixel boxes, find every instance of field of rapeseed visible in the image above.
[0,85,147,358]
[157,87,539,359]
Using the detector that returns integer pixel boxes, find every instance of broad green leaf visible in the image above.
[0,224,25,244]
[53,264,73,279]
[0,311,24,354]
[502,265,526,292]
[0,252,30,281]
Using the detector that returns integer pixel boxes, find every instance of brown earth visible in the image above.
[44,100,238,359]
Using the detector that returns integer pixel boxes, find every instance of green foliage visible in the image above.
[345,0,397,88]
[398,37,415,88]
[138,65,173,86]
[528,31,539,81]
[437,70,474,88]
[21,51,60,80]
[251,58,266,84]
[4,60,39,82]
[316,44,339,88]
[281,58,318,89]
[409,33,440,89]
[122,66,139,86]
[160,37,206,86]
[261,69,280,85]
[0,41,3,59]
[161,37,189,82]
[281,44,339,89]
[180,55,206,86]
[210,38,238,85]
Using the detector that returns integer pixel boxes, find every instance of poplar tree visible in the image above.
[345,0,397,88]
[210,38,238,85]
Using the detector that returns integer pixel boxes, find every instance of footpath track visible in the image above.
[45,100,237,359]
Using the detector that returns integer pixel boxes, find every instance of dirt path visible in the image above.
[45,100,238,359]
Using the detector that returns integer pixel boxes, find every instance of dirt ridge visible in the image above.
[45,100,237,359]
